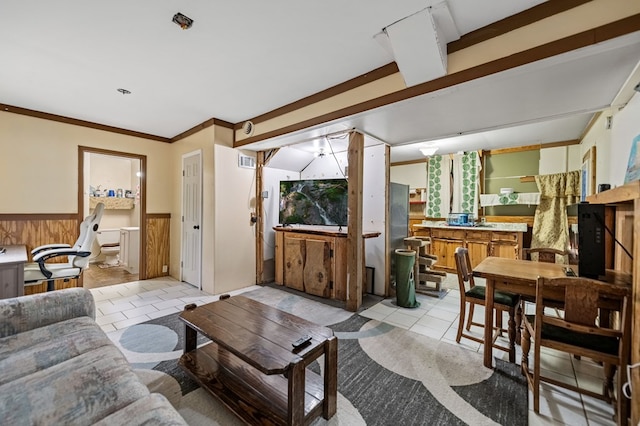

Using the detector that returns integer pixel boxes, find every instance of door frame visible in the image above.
[181,149,203,289]
[78,146,148,280]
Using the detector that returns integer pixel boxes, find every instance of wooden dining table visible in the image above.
[472,256,632,369]
[472,257,570,368]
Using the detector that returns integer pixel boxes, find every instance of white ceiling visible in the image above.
[2,1,640,163]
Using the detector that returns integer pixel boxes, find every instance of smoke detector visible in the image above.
[242,121,255,137]
[172,13,193,30]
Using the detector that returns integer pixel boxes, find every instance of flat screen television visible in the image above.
[279,179,348,226]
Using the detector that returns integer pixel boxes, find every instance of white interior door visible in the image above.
[182,150,202,288]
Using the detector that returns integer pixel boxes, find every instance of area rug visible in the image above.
[107,287,527,425]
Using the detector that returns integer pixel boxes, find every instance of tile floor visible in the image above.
[91,275,618,426]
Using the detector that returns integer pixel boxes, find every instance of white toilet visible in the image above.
[96,229,121,266]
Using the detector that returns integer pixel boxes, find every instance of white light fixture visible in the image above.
[420,147,438,156]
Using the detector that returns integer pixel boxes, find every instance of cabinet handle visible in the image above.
[193,225,200,230]
[317,272,324,282]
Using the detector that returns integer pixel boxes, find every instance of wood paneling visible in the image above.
[0,215,80,294]
[1,213,172,293]
[146,215,170,279]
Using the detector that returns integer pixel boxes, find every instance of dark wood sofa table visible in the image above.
[178,295,337,425]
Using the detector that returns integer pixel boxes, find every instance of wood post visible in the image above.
[255,151,265,284]
[346,131,364,311]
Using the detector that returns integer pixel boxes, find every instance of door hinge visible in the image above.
[181,261,183,267]
[329,249,334,258]
[329,281,333,289]
[182,170,185,177]
[182,216,184,222]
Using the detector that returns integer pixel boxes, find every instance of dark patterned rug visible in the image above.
[109,293,527,425]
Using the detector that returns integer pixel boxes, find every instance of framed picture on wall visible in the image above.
[624,134,640,183]
[581,146,596,201]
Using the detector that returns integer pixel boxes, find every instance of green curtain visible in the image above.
[531,171,581,261]
[426,155,451,218]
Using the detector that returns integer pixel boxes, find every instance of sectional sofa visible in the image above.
[0,287,187,425]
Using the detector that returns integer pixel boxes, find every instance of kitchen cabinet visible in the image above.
[429,229,465,270]
[413,224,524,272]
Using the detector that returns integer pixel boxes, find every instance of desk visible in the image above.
[0,245,27,299]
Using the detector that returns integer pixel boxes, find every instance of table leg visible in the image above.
[184,324,196,354]
[484,278,495,368]
[324,336,338,419]
[287,360,305,425]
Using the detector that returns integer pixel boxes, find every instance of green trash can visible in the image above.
[394,249,420,308]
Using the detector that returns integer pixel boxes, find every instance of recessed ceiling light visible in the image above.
[117,88,131,95]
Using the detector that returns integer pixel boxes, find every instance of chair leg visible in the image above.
[521,325,531,376]
[533,339,541,413]
[507,308,516,363]
[47,280,55,292]
[515,303,522,344]
[456,300,466,343]
[603,363,616,404]
[466,304,475,331]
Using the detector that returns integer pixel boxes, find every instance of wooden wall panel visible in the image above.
[146,215,170,279]
[0,216,80,294]
[2,213,172,293]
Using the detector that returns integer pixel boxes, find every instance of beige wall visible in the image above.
[1,112,259,296]
[213,143,257,294]
[0,112,174,214]
[169,125,216,293]
[390,162,427,189]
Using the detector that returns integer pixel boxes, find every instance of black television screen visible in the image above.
[279,179,348,226]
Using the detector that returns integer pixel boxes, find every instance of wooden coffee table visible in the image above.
[178,295,338,425]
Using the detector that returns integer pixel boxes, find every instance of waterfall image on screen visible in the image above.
[279,179,348,226]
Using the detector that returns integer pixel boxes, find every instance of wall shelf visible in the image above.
[90,196,134,210]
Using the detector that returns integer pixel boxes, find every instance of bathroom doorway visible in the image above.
[78,146,147,289]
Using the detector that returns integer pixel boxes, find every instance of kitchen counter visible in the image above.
[414,220,527,233]
[412,221,526,270]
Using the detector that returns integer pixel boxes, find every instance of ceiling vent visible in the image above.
[238,154,256,169]
[242,121,255,137]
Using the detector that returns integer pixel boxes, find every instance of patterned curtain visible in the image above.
[426,155,451,218]
[531,171,581,260]
[452,152,481,217]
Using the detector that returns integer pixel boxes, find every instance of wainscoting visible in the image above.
[0,213,171,295]
[146,213,171,278]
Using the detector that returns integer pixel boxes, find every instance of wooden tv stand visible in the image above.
[273,226,380,301]
[179,296,337,425]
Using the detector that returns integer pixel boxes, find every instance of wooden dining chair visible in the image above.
[521,276,630,418]
[453,247,520,362]
[523,247,569,264]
